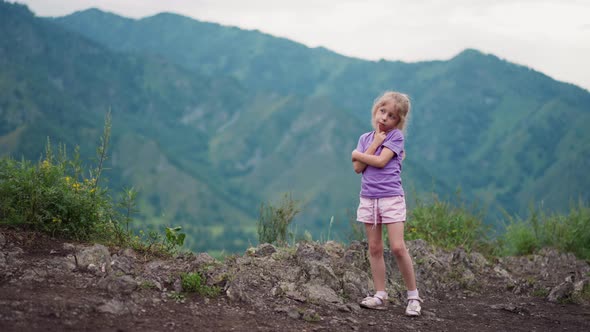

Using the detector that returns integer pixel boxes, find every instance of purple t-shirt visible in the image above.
[356,129,405,198]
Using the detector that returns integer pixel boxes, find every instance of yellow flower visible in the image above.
[52,217,61,224]
[65,176,71,183]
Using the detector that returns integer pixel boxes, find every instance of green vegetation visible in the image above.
[0,135,114,241]
[167,291,185,303]
[1,127,589,262]
[181,272,221,297]
[257,193,300,246]
[406,193,491,253]
[405,197,590,260]
[0,114,186,257]
[501,201,590,260]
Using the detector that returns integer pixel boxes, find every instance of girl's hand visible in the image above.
[371,130,386,148]
[352,149,360,161]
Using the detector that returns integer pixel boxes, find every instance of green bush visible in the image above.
[0,142,114,241]
[181,272,220,297]
[257,193,300,246]
[406,193,490,252]
[0,114,186,257]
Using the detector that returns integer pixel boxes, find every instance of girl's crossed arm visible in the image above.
[352,131,388,173]
[352,148,395,170]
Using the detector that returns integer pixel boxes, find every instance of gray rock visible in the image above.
[547,280,575,303]
[346,303,361,313]
[76,244,111,273]
[302,309,321,322]
[304,284,341,304]
[111,255,135,275]
[296,242,330,262]
[335,304,351,312]
[342,282,363,302]
[278,282,301,299]
[493,266,512,280]
[98,275,138,295]
[6,247,24,265]
[324,241,345,258]
[120,248,137,259]
[87,264,99,274]
[173,278,183,293]
[254,243,277,257]
[469,252,490,270]
[287,308,301,319]
[0,254,7,272]
[342,269,370,299]
[97,299,129,315]
[346,317,358,325]
[342,241,367,267]
[191,253,216,269]
[226,282,251,303]
[300,261,340,290]
[20,268,47,282]
[422,310,436,318]
[64,255,78,271]
[0,233,6,248]
[573,278,589,294]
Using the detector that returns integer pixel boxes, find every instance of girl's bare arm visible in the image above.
[352,143,378,173]
[352,148,395,169]
[352,131,387,173]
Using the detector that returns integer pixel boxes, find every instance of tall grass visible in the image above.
[257,193,300,246]
[406,193,491,253]
[501,201,590,260]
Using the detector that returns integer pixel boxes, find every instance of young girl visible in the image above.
[351,91,422,316]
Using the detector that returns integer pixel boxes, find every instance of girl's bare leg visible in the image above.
[364,223,386,292]
[386,222,417,291]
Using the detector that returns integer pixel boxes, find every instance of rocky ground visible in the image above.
[1,227,589,331]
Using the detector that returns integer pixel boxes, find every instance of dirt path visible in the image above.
[2,286,589,331]
[1,229,589,331]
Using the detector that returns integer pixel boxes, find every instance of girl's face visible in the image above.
[375,100,400,133]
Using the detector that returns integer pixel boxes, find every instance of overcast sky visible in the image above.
[14,0,590,91]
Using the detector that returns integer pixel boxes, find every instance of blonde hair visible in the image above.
[371,91,411,134]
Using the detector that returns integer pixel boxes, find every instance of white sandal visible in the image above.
[360,294,387,310]
[405,296,423,316]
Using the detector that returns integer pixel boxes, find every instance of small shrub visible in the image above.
[0,112,187,258]
[168,291,185,303]
[532,288,549,298]
[502,221,539,256]
[0,139,115,241]
[257,193,300,246]
[181,272,220,298]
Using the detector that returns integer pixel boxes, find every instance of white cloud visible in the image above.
[13,0,590,90]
